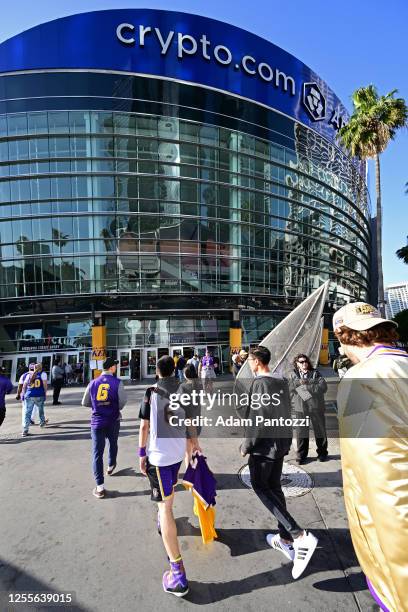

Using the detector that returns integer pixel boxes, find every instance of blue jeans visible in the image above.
[91,421,120,486]
[23,397,45,432]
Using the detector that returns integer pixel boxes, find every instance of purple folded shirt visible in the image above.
[183,454,217,509]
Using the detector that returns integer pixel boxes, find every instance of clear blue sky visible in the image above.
[1,0,407,285]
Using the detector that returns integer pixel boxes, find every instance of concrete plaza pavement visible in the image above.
[0,383,374,612]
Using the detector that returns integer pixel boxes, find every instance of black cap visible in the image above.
[103,357,118,370]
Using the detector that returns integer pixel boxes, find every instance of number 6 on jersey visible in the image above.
[96,383,110,401]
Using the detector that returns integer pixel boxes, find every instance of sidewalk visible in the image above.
[0,386,372,612]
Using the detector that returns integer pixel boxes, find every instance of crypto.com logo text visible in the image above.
[116,23,296,96]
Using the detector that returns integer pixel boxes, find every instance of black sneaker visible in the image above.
[21,431,31,437]
[317,455,328,462]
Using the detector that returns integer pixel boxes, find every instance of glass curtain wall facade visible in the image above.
[0,72,371,377]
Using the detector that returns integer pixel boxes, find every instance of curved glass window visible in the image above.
[0,80,371,306]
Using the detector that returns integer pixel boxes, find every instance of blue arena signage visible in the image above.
[0,9,348,143]
[115,22,297,96]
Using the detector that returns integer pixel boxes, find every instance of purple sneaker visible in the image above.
[162,558,188,597]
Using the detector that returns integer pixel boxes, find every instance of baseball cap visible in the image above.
[332,302,397,332]
[103,357,118,370]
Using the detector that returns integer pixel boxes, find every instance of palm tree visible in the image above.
[396,244,408,264]
[52,228,70,250]
[338,85,408,315]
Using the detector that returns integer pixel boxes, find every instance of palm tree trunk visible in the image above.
[375,154,385,316]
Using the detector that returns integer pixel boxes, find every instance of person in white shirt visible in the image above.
[65,362,73,385]
[138,355,200,597]
[187,354,200,373]
[51,358,64,405]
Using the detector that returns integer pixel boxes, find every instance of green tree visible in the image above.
[394,309,408,344]
[338,85,408,315]
[396,243,408,264]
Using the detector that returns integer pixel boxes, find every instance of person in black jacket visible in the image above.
[175,354,186,382]
[177,364,203,445]
[238,346,318,580]
[288,354,328,464]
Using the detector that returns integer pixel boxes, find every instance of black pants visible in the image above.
[0,406,5,427]
[53,379,63,404]
[295,409,328,460]
[248,454,302,541]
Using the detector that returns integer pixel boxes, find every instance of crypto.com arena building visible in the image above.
[0,9,371,381]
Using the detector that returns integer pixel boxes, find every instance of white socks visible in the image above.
[96,484,105,492]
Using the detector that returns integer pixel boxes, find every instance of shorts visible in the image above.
[146,459,182,502]
[201,368,216,379]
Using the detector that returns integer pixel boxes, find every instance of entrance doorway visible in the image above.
[7,353,53,384]
[170,346,221,372]
[40,354,53,381]
[144,347,168,378]
[0,358,13,380]
[195,346,207,359]
[117,350,131,379]
[64,352,79,384]
[0,350,91,385]
[61,351,89,384]
[117,349,142,380]
[129,349,141,381]
[171,346,206,360]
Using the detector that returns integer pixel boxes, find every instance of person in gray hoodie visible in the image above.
[238,346,318,580]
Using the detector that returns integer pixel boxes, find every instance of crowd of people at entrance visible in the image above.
[77,300,408,609]
[1,300,407,610]
[168,351,221,386]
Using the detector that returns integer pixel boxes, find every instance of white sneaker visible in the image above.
[292,531,318,579]
[266,533,295,561]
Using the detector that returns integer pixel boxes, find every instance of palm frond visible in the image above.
[396,245,408,265]
[338,85,408,159]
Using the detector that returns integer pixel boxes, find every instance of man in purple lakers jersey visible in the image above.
[82,357,127,499]
[21,362,48,436]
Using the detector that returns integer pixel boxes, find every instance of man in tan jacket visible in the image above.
[333,301,408,612]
